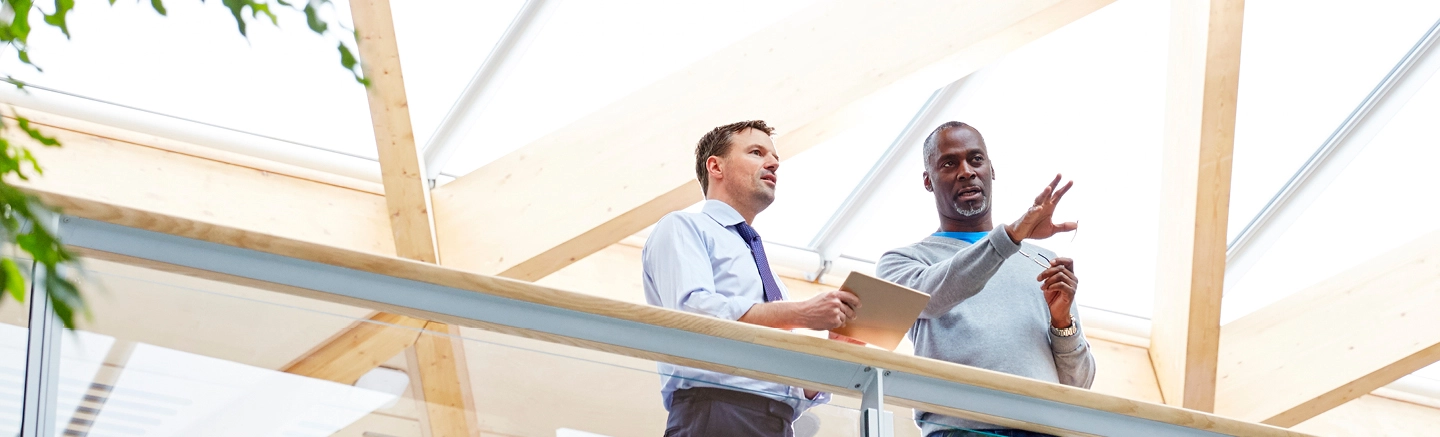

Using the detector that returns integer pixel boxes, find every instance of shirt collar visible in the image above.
[701,199,746,227]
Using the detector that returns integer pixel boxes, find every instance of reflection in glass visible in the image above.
[38,257,868,436]
[1,323,26,435]
[0,259,31,435]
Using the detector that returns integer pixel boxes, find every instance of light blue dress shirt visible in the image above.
[642,200,829,418]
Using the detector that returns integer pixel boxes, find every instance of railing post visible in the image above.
[859,366,894,437]
[20,217,63,437]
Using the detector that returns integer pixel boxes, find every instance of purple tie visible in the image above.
[734,222,784,303]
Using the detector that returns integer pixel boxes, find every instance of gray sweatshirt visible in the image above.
[876,226,1095,435]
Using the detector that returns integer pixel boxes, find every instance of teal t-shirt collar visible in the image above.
[932,231,988,244]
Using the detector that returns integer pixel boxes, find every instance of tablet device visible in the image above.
[830,271,931,351]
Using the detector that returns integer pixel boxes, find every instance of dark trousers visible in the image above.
[930,429,1058,437]
[664,387,795,437]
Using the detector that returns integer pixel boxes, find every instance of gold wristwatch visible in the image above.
[1050,316,1078,337]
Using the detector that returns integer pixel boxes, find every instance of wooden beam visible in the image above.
[351,0,439,263]
[1149,0,1244,411]
[347,2,475,435]
[45,191,1309,437]
[431,0,1116,281]
[281,312,427,384]
[0,108,394,256]
[410,322,479,437]
[1215,230,1440,426]
[0,107,448,419]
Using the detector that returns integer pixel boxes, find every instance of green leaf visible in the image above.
[15,234,47,263]
[250,2,277,26]
[17,50,36,69]
[150,0,167,16]
[9,0,34,45]
[220,0,249,36]
[337,41,359,70]
[303,3,325,33]
[1,258,25,304]
[337,43,368,86]
[21,147,43,175]
[16,117,60,147]
[46,274,77,329]
[42,0,76,39]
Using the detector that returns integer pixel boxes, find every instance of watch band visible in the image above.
[1051,316,1078,337]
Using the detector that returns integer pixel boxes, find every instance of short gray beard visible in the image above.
[954,197,987,217]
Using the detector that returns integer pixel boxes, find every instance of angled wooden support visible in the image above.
[409,322,480,437]
[351,0,439,264]
[1215,230,1440,426]
[431,0,1117,282]
[1149,0,1245,412]
[347,1,476,435]
[281,312,427,384]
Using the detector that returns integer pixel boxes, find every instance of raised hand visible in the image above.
[1007,174,1078,242]
[1037,257,1078,328]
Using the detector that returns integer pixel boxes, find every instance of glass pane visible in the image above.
[440,0,820,176]
[1226,0,1440,243]
[833,0,1168,318]
[0,1,377,160]
[54,258,410,436]
[1222,66,1440,321]
[915,417,1010,437]
[50,255,870,436]
[755,82,939,248]
[1411,363,1440,389]
[0,259,31,437]
[392,0,529,150]
[448,326,865,436]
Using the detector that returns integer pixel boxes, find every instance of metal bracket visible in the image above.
[859,367,894,437]
[805,257,833,282]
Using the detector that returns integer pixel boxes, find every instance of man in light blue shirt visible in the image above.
[644,120,862,437]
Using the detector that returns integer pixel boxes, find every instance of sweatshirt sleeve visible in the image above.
[875,226,1022,319]
[1051,300,1096,389]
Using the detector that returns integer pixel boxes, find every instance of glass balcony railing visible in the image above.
[1,211,1307,437]
[17,257,884,437]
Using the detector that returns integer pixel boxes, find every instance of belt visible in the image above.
[673,387,795,419]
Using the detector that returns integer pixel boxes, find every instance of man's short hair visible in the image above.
[694,120,776,195]
[922,121,974,171]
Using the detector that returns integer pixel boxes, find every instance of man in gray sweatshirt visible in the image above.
[876,122,1095,437]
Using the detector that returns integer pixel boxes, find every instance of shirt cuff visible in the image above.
[801,390,830,410]
[1050,321,1087,354]
[988,225,1022,257]
[725,299,759,322]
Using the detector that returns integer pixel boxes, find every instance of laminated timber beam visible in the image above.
[351,0,440,264]
[349,0,477,435]
[1149,0,1244,412]
[1215,230,1440,426]
[281,312,428,384]
[0,107,393,256]
[430,0,1118,282]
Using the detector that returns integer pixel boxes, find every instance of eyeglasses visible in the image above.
[1017,220,1078,268]
[1017,248,1052,268]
